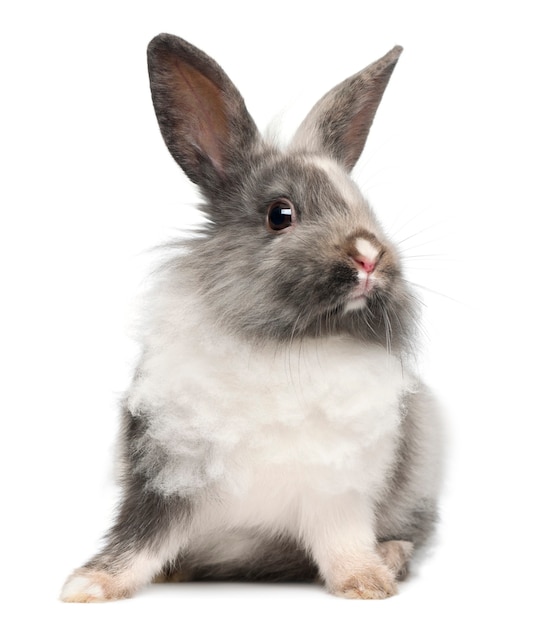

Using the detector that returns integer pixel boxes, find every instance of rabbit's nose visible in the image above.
[352,255,377,274]
[348,235,381,275]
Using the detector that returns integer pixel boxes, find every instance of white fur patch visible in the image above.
[306,155,365,208]
[60,575,105,602]
[127,287,415,529]
[355,237,379,263]
[344,296,367,313]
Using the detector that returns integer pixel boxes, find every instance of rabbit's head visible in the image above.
[147,34,417,353]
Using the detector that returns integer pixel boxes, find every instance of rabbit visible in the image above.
[60,33,443,602]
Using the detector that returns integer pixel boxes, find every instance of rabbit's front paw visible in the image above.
[60,568,127,603]
[330,563,397,599]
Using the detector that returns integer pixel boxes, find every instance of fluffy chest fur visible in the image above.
[126,297,414,510]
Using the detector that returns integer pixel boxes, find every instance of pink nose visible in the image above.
[353,255,376,274]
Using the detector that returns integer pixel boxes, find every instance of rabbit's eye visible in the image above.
[267,199,295,232]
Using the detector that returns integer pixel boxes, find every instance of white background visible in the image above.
[1,1,544,624]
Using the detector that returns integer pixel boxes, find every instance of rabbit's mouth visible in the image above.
[343,269,379,312]
[354,271,377,297]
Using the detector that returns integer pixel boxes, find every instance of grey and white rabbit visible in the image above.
[61,33,443,602]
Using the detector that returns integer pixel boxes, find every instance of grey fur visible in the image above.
[164,153,419,353]
[161,531,318,583]
[85,407,193,572]
[375,387,444,547]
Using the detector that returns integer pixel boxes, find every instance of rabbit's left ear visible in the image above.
[147,34,260,190]
[291,46,402,171]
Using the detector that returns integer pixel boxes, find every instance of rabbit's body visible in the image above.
[128,297,408,501]
[61,34,443,603]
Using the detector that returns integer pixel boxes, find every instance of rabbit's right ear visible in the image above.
[147,34,260,190]
[291,46,403,171]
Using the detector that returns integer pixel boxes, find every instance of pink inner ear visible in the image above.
[344,87,388,168]
[170,56,229,173]
[343,108,372,169]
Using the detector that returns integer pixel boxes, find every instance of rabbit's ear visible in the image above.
[291,46,402,171]
[148,34,260,189]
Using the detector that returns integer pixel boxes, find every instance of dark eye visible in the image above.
[267,199,295,232]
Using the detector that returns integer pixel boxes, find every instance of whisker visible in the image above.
[386,207,439,240]
[382,306,393,354]
[395,225,443,248]
[402,278,463,304]
[360,305,380,343]
[401,253,454,261]
[286,309,307,384]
